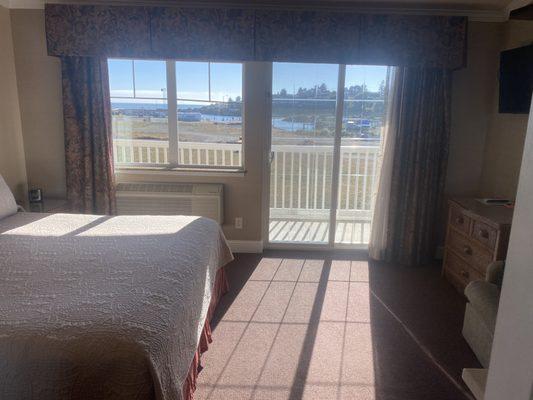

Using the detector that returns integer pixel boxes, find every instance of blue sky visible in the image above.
[273,63,387,95]
[108,59,387,101]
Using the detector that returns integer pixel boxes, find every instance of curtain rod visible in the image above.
[44,0,475,17]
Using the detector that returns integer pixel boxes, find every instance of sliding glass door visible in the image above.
[335,65,389,246]
[269,63,338,244]
[268,63,390,248]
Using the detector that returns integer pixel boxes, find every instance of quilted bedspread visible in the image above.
[0,212,233,400]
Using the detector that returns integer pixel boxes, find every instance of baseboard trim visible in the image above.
[227,240,264,253]
[461,368,487,400]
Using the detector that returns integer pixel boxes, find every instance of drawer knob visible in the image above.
[460,270,469,278]
[455,216,464,225]
[463,246,472,255]
[479,229,489,239]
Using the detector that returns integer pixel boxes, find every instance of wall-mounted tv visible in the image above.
[499,44,533,114]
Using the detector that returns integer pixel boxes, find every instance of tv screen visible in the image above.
[499,44,533,114]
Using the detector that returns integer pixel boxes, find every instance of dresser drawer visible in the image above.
[449,206,471,235]
[472,220,497,250]
[444,199,512,294]
[447,229,493,274]
[444,250,483,290]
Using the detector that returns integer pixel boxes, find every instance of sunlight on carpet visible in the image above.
[196,258,376,400]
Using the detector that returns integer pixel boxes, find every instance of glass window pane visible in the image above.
[133,60,167,99]
[176,61,209,101]
[109,59,169,166]
[342,65,388,139]
[335,65,389,246]
[176,62,243,167]
[272,63,338,141]
[110,99,169,165]
[272,99,337,140]
[177,100,243,167]
[108,59,134,98]
[270,62,337,244]
[273,62,338,100]
[210,63,243,102]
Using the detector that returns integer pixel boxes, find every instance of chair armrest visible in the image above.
[485,261,505,287]
[464,280,501,331]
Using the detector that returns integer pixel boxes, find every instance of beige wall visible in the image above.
[478,20,533,200]
[446,22,503,198]
[444,20,533,201]
[0,5,27,201]
[10,9,65,198]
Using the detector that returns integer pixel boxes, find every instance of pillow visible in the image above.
[0,174,18,220]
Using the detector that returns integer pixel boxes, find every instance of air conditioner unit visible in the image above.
[116,182,224,225]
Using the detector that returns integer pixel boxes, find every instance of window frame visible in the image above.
[109,59,245,173]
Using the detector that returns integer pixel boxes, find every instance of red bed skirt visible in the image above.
[182,267,229,400]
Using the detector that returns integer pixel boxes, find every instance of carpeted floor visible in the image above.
[196,251,480,400]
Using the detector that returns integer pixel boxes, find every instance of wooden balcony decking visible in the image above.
[269,218,371,245]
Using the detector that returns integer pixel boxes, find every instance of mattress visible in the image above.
[0,212,233,400]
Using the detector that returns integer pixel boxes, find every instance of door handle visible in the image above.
[268,151,275,164]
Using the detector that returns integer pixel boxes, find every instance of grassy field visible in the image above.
[112,116,242,142]
[111,115,372,144]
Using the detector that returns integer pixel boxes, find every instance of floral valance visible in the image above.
[45,5,153,58]
[253,10,362,64]
[150,7,256,61]
[45,4,467,69]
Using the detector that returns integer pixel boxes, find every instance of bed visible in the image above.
[0,176,233,400]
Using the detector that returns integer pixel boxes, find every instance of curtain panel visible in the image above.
[61,57,116,215]
[45,4,467,69]
[370,67,452,266]
[369,68,401,261]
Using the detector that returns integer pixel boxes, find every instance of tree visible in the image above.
[378,80,385,97]
[317,83,328,96]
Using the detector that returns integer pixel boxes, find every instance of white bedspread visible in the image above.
[0,212,233,400]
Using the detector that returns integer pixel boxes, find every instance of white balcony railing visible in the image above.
[113,139,242,167]
[113,138,380,219]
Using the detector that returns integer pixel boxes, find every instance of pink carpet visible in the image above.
[194,251,479,400]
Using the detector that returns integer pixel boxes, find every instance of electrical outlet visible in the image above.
[235,217,243,229]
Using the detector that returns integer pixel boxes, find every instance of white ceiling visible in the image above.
[4,0,531,21]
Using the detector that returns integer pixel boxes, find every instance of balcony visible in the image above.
[114,139,378,246]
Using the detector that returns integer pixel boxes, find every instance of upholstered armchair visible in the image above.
[462,261,505,368]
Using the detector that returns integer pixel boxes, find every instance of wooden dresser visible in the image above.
[442,198,513,292]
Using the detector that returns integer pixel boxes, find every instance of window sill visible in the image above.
[115,166,246,178]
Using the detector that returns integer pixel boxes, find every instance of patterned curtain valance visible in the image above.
[45,4,467,69]
[253,10,362,64]
[150,7,255,61]
[45,5,152,58]
[358,15,467,68]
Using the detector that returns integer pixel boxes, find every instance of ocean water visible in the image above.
[111,102,197,111]
[111,102,376,133]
